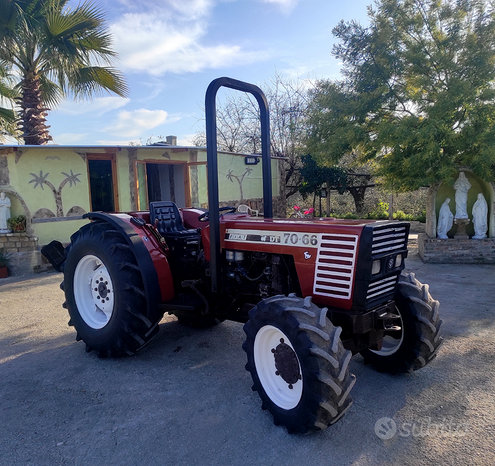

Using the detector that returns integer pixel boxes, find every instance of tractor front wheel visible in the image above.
[243,295,356,434]
[63,221,162,357]
[360,272,443,373]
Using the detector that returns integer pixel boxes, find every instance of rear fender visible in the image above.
[83,212,174,322]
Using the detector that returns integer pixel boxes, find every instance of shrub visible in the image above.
[0,248,12,268]
[393,210,414,221]
[7,215,26,232]
[367,200,389,219]
[414,210,427,223]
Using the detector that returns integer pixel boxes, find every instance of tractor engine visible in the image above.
[222,251,289,303]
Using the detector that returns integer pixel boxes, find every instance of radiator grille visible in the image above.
[313,234,358,299]
[367,275,398,300]
[367,223,409,302]
[372,225,408,255]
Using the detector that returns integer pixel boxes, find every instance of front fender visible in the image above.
[83,212,174,322]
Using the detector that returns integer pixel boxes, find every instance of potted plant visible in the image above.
[7,215,26,232]
[0,248,11,278]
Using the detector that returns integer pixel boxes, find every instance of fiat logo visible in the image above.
[387,256,395,270]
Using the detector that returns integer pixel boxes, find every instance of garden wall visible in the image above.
[0,232,40,275]
[418,234,495,264]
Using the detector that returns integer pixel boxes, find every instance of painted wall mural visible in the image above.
[29,169,82,217]
[226,167,253,202]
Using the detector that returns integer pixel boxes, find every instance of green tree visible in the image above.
[306,0,495,191]
[299,154,347,197]
[299,154,347,214]
[0,0,128,145]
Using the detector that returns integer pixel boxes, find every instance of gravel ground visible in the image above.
[0,246,494,466]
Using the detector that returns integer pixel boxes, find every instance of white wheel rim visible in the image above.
[370,307,404,356]
[254,325,303,410]
[73,254,115,329]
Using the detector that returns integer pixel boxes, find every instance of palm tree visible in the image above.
[0,0,128,145]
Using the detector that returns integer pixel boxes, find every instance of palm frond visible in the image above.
[67,66,128,99]
[0,106,15,122]
[37,73,63,107]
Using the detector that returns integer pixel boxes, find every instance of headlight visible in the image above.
[395,254,402,268]
[372,260,381,275]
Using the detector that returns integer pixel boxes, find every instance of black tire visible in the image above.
[173,310,224,328]
[360,272,443,373]
[243,294,356,434]
[63,221,162,357]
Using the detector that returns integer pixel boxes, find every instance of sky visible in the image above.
[39,0,372,147]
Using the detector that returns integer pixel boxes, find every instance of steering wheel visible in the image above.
[198,206,237,222]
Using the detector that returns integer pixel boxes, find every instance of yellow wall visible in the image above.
[217,154,279,202]
[0,146,285,246]
[34,219,89,245]
[17,148,91,216]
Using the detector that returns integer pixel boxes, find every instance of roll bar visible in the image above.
[205,77,272,294]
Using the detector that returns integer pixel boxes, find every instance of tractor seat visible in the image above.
[149,201,200,238]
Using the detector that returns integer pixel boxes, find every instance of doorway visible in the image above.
[135,162,189,210]
[87,155,119,212]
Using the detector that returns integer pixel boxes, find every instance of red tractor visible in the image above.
[42,78,442,434]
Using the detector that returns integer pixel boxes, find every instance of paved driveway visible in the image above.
[0,249,494,466]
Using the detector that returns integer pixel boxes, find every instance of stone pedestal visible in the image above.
[418,233,495,264]
[0,232,40,275]
[454,218,470,239]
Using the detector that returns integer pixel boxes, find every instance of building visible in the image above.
[0,140,285,274]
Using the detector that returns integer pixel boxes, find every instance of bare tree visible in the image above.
[193,73,313,198]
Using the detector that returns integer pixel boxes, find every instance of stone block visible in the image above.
[418,233,495,264]
[9,250,41,275]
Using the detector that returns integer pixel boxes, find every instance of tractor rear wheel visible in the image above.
[243,295,356,434]
[63,221,162,357]
[360,272,443,373]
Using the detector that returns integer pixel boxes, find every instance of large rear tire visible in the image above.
[360,272,443,373]
[63,221,162,357]
[243,295,356,434]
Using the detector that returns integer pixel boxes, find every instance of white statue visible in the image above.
[0,191,11,233]
[437,198,454,239]
[472,193,488,239]
[453,171,471,219]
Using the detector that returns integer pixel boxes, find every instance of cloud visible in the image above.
[260,0,299,14]
[110,2,266,76]
[95,139,138,145]
[114,0,212,20]
[51,133,89,145]
[180,133,202,146]
[103,108,173,137]
[58,97,130,116]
